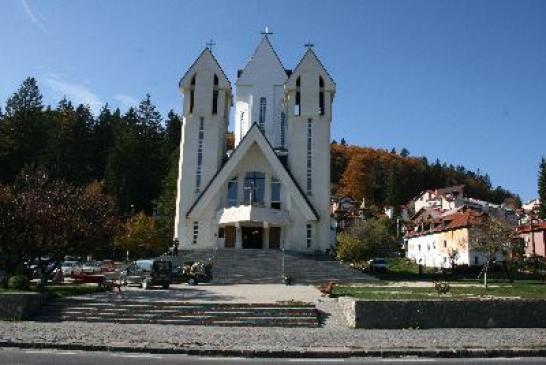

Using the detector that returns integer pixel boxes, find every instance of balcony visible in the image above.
[216,205,290,225]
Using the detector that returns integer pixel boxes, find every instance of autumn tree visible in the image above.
[0,168,118,285]
[115,212,163,260]
[468,215,518,288]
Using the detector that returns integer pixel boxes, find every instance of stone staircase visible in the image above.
[166,249,374,285]
[33,298,319,327]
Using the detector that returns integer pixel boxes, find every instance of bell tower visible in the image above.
[174,48,232,246]
[285,47,336,250]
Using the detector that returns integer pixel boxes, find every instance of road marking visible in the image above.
[114,354,164,359]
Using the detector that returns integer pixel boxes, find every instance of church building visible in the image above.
[174,34,336,252]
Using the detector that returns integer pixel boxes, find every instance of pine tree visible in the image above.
[156,148,179,246]
[165,110,181,153]
[0,77,48,182]
[5,77,43,117]
[539,157,546,219]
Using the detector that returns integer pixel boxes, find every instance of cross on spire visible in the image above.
[261,26,273,36]
[206,39,216,51]
[304,42,315,49]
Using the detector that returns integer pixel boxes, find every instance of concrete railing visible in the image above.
[339,297,546,329]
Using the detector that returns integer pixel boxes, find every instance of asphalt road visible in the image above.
[0,348,545,365]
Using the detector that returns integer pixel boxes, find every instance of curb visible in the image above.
[1,341,546,358]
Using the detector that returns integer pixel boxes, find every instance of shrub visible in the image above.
[8,275,30,290]
[337,232,363,263]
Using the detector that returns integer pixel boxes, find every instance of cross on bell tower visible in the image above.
[261,26,273,36]
[206,39,216,51]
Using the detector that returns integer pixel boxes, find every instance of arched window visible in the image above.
[319,76,325,115]
[295,77,301,116]
[227,177,238,207]
[280,112,286,148]
[271,177,281,209]
[244,171,265,205]
[189,74,196,114]
[212,74,219,114]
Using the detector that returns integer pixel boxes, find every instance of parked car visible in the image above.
[81,261,102,274]
[368,258,388,273]
[123,259,172,289]
[61,261,78,276]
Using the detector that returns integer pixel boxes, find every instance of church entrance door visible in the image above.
[242,227,263,249]
[224,226,236,248]
[269,227,281,250]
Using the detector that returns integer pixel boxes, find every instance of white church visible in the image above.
[174,34,336,253]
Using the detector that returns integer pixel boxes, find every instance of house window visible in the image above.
[444,240,447,248]
[195,117,204,192]
[227,177,238,207]
[306,224,312,248]
[244,171,265,205]
[271,177,281,209]
[212,74,219,114]
[280,112,286,147]
[319,76,325,115]
[259,97,266,132]
[189,74,196,114]
[295,77,301,116]
[306,118,312,195]
[474,256,479,265]
[193,222,199,244]
[218,227,225,239]
[418,244,421,251]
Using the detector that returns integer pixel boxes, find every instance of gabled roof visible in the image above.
[186,123,319,221]
[179,47,231,90]
[237,36,288,84]
[286,48,336,90]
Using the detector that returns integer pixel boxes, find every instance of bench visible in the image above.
[320,281,335,297]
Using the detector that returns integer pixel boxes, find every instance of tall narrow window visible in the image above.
[295,77,301,116]
[195,117,204,192]
[227,177,238,207]
[280,112,286,148]
[192,222,199,245]
[212,74,219,114]
[271,177,281,209]
[189,74,196,114]
[306,224,312,248]
[259,97,266,132]
[306,118,312,195]
[319,76,325,115]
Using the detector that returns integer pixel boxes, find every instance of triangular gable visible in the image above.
[286,48,335,91]
[237,36,288,85]
[186,123,318,221]
[179,48,231,90]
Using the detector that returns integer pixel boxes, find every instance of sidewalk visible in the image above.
[1,321,545,358]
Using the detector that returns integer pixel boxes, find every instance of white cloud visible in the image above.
[114,94,138,111]
[20,0,48,33]
[43,74,103,115]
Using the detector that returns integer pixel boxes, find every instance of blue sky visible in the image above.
[1,0,545,201]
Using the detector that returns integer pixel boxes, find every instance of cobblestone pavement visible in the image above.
[1,321,545,352]
[79,283,322,304]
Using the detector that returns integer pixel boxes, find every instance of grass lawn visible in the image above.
[333,280,546,300]
[0,284,106,298]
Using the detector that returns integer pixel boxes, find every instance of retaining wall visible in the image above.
[0,293,49,320]
[339,297,546,328]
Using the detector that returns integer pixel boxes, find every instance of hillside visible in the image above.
[331,142,518,209]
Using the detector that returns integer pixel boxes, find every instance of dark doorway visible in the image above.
[242,227,263,249]
[269,227,281,250]
[224,226,236,248]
